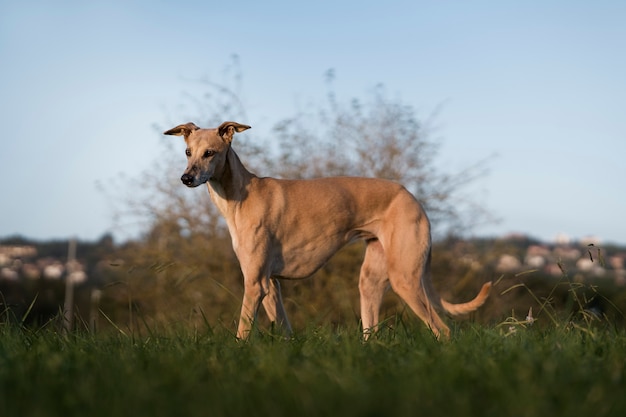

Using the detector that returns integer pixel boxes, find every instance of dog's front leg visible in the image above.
[236,277,266,340]
[262,278,293,336]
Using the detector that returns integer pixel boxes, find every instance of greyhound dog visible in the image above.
[164,121,491,339]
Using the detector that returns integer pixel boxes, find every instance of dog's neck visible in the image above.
[207,147,255,215]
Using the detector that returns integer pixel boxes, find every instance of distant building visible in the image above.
[554,233,571,246]
[496,254,522,273]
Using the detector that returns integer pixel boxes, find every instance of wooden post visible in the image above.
[63,238,77,333]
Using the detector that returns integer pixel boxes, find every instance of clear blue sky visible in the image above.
[1,0,625,245]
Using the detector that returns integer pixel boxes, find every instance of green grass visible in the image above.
[1,322,625,417]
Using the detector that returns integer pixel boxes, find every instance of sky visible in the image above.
[1,0,625,245]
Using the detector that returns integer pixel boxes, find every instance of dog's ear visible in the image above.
[218,121,251,143]
[163,122,200,139]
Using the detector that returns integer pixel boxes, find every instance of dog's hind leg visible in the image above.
[359,239,390,339]
[262,278,293,336]
[383,220,451,339]
[388,264,450,339]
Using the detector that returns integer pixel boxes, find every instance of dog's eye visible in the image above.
[185,149,191,157]
[203,150,215,158]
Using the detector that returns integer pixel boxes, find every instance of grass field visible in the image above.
[1,320,625,417]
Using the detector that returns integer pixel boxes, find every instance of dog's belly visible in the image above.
[271,229,374,279]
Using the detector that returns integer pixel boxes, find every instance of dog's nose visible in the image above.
[181,174,194,186]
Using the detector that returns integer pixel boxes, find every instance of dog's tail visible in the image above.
[439,281,492,316]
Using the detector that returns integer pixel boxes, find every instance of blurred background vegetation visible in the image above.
[2,65,625,335]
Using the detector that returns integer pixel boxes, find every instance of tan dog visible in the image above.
[165,121,491,339]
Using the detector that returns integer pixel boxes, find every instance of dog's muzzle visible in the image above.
[181,174,194,186]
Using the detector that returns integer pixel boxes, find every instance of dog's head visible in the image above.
[164,121,250,187]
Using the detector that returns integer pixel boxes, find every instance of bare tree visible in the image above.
[267,80,492,237]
